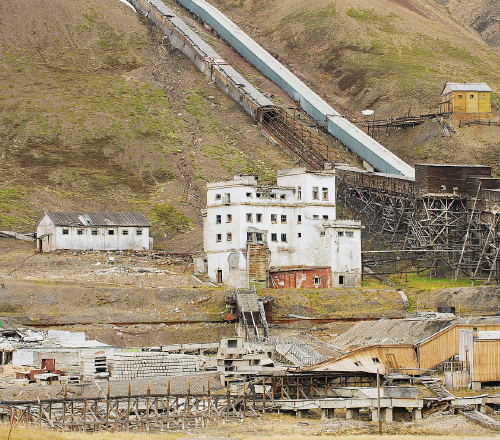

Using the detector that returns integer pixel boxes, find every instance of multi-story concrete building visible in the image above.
[203,168,362,288]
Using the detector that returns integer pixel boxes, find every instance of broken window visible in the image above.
[323,215,329,220]
[313,215,319,219]
[226,214,232,223]
[281,233,287,242]
[256,213,262,223]
[354,361,362,367]
[453,185,459,191]
[313,277,321,285]
[338,231,344,237]
[271,233,277,242]
[77,229,84,235]
[247,232,253,241]
[256,233,263,242]
[223,193,231,204]
[470,94,474,99]
[372,357,380,363]
[62,228,69,235]
[215,193,221,200]
[122,229,129,235]
[280,194,286,200]
[312,187,319,200]
[297,215,302,224]
[227,233,232,242]
[216,234,222,243]
[441,185,446,191]
[91,229,98,236]
[322,187,328,200]
[320,231,325,237]
[216,215,222,224]
[270,193,276,199]
[481,94,486,99]
[108,230,114,235]
[271,214,277,223]
[339,275,345,285]
[458,94,462,99]
[346,231,354,238]
[136,229,143,236]
[298,186,302,199]
[246,213,253,222]
[281,214,287,223]
[246,192,252,198]
[298,232,302,238]
[256,193,262,198]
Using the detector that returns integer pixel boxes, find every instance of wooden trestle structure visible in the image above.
[0,373,374,432]
[0,382,255,432]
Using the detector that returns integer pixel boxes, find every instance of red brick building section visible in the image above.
[270,267,331,289]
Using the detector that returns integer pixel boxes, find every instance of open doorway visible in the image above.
[339,275,345,285]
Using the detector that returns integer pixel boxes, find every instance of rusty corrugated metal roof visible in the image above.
[42,212,151,227]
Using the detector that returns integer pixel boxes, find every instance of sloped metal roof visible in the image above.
[442,82,492,93]
[42,212,151,227]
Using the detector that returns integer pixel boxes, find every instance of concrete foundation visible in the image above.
[472,381,482,391]
[346,408,359,420]
[321,408,335,419]
[412,408,422,420]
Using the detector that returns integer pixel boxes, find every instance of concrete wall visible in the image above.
[204,170,362,287]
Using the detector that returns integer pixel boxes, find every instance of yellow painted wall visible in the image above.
[452,91,491,113]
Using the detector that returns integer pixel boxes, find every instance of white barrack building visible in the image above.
[203,168,362,289]
[36,212,152,252]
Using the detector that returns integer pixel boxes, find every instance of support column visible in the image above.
[372,408,386,422]
[296,410,308,418]
[385,407,393,422]
[412,408,422,420]
[478,404,487,414]
[346,408,359,420]
[321,408,335,420]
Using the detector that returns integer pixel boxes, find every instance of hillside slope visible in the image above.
[0,0,294,249]
[197,0,500,172]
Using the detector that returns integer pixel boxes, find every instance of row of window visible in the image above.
[62,228,143,236]
[216,232,287,243]
[215,213,329,224]
[214,187,330,202]
[456,94,487,99]
[215,230,354,243]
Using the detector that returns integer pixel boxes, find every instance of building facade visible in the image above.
[36,212,152,252]
[439,82,492,119]
[203,168,362,288]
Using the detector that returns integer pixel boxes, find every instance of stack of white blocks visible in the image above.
[108,352,200,381]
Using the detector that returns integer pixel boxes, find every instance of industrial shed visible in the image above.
[439,82,493,119]
[305,321,500,389]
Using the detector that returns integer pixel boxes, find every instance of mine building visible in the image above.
[202,168,362,288]
[35,212,152,252]
[439,82,492,119]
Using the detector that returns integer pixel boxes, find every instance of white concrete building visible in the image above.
[203,168,362,289]
[36,212,152,252]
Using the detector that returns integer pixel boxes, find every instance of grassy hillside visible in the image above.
[0,0,291,249]
[200,0,500,172]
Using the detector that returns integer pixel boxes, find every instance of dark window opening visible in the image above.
[91,229,98,236]
[122,229,128,235]
[313,277,321,285]
[62,229,69,235]
[108,230,114,235]
[256,233,263,242]
[77,229,83,235]
[281,233,287,242]
[216,215,221,224]
[216,234,222,243]
[271,233,277,242]
[339,275,345,285]
[247,232,253,241]
[256,213,262,222]
[297,215,302,224]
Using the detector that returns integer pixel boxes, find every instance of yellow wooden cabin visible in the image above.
[439,82,492,119]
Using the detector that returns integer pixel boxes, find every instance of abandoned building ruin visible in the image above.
[202,168,363,288]
[35,212,152,252]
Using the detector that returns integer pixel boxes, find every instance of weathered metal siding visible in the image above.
[176,0,415,178]
[129,0,273,118]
